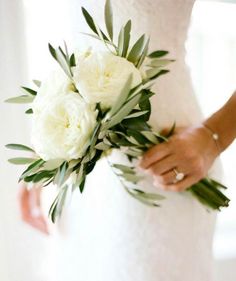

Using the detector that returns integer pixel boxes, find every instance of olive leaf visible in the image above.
[95,142,111,150]
[57,162,69,187]
[118,20,131,57]
[153,132,168,142]
[107,131,133,147]
[126,136,140,146]
[69,53,76,67]
[5,95,35,104]
[125,187,163,207]
[127,34,146,65]
[69,159,81,170]
[121,173,143,183]
[33,80,41,87]
[43,159,65,171]
[48,43,73,78]
[80,32,114,46]
[136,37,150,68]
[140,131,159,144]
[25,108,33,114]
[126,129,148,145]
[93,21,114,52]
[133,190,165,201]
[49,185,68,223]
[81,149,96,164]
[20,159,45,180]
[148,59,174,68]
[8,157,36,165]
[125,148,143,157]
[148,50,169,58]
[122,117,150,132]
[208,178,227,190]
[21,86,37,96]
[137,90,153,121]
[104,0,113,40]
[89,122,101,149]
[112,164,135,174]
[56,186,69,215]
[32,170,55,183]
[5,143,35,152]
[74,164,85,189]
[145,68,170,81]
[124,110,149,119]
[165,122,176,138]
[49,193,60,223]
[81,7,109,41]
[103,93,141,130]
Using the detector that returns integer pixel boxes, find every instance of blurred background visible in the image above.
[0,0,235,280]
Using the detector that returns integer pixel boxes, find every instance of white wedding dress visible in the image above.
[48,1,222,281]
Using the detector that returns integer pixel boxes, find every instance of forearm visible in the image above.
[203,91,236,153]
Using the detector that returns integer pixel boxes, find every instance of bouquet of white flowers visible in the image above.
[6,0,229,222]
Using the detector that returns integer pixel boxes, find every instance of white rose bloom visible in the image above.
[73,51,142,108]
[31,92,97,161]
[33,69,74,113]
[74,47,93,62]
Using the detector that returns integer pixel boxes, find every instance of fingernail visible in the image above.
[153,182,159,188]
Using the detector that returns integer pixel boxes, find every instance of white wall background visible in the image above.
[0,0,51,280]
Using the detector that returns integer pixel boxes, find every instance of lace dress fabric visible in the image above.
[48,1,222,280]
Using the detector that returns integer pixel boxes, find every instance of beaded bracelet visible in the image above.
[202,124,221,154]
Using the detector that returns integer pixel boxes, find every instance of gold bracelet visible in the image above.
[202,124,221,154]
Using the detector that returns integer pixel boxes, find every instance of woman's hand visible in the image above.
[140,125,220,192]
[18,181,49,235]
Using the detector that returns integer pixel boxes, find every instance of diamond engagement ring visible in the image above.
[173,168,185,183]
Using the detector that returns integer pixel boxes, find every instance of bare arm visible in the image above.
[203,91,236,152]
[140,91,236,191]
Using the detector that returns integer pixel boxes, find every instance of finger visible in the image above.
[140,142,171,169]
[153,169,177,185]
[148,155,176,176]
[18,187,31,219]
[21,206,49,235]
[24,215,49,235]
[18,184,49,235]
[30,187,42,208]
[160,175,194,192]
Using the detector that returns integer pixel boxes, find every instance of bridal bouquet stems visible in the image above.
[6,0,229,222]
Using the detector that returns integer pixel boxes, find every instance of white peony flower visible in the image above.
[74,47,93,62]
[33,69,75,114]
[73,51,142,109]
[31,92,97,161]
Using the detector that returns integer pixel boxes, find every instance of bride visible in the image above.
[20,1,236,281]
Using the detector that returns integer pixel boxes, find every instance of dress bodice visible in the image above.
[70,0,195,58]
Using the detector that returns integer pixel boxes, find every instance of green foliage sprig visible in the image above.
[5,0,230,222]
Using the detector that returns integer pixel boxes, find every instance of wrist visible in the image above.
[198,124,221,158]
[201,123,222,155]
[202,92,236,152]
